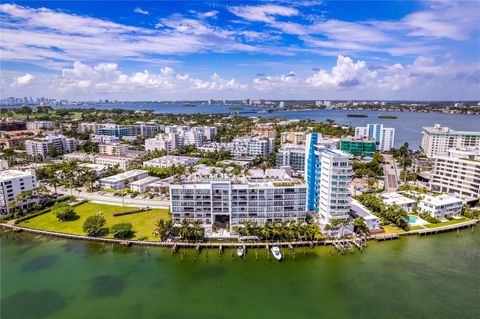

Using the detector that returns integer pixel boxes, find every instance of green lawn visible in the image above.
[18,202,170,241]
[409,225,424,231]
[424,217,471,229]
[380,225,405,235]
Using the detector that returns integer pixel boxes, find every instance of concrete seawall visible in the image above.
[1,219,478,248]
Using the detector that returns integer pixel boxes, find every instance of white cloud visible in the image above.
[229,4,299,23]
[11,73,34,87]
[53,61,246,94]
[199,11,218,18]
[306,55,377,88]
[0,4,263,66]
[134,8,149,15]
[253,71,298,91]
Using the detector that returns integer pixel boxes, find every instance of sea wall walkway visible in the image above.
[1,219,478,248]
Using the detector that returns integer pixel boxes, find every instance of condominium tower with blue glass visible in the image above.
[304,133,352,225]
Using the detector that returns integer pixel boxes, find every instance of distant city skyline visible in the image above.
[1,1,479,100]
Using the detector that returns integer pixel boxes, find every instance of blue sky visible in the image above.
[1,0,479,100]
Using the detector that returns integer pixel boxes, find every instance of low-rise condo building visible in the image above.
[26,121,55,130]
[231,136,274,157]
[350,199,382,231]
[380,192,417,212]
[99,143,128,156]
[252,125,276,139]
[130,176,161,193]
[280,131,306,145]
[170,167,306,228]
[430,148,480,199]
[418,194,463,218]
[276,144,305,172]
[0,169,37,213]
[421,124,480,158]
[25,135,78,158]
[99,170,149,190]
[143,156,199,169]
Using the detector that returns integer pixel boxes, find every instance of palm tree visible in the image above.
[153,219,173,241]
[82,167,97,192]
[220,166,228,179]
[192,220,203,241]
[44,165,60,194]
[187,165,196,177]
[60,160,79,196]
[178,219,192,240]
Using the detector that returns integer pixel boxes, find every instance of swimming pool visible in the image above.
[408,216,418,224]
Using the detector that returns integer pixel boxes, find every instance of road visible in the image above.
[48,186,170,209]
[383,154,399,192]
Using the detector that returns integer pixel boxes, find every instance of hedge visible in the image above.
[14,207,53,224]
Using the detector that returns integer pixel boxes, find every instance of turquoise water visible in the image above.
[409,216,418,224]
[2,229,479,319]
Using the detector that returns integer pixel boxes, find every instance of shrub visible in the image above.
[110,223,134,239]
[83,215,107,236]
[55,207,78,221]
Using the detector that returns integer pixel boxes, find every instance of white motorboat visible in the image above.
[270,246,282,261]
[237,247,244,257]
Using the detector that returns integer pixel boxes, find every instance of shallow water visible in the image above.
[1,229,479,319]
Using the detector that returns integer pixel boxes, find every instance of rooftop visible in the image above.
[130,176,160,186]
[0,169,35,182]
[420,194,463,206]
[423,124,480,136]
[381,192,416,206]
[143,155,199,167]
[100,169,148,183]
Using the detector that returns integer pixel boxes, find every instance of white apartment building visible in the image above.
[26,121,55,130]
[90,134,120,144]
[99,170,149,190]
[317,149,353,226]
[280,131,306,145]
[421,124,480,158]
[25,135,78,157]
[0,169,37,213]
[198,142,233,153]
[145,133,178,152]
[143,155,199,169]
[430,148,480,199]
[276,144,305,172]
[380,192,417,212]
[95,156,133,170]
[418,194,463,218]
[231,136,274,157]
[79,163,108,176]
[99,143,128,156]
[130,176,161,193]
[355,124,395,152]
[78,122,103,134]
[63,152,97,162]
[350,199,382,231]
[170,167,306,228]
